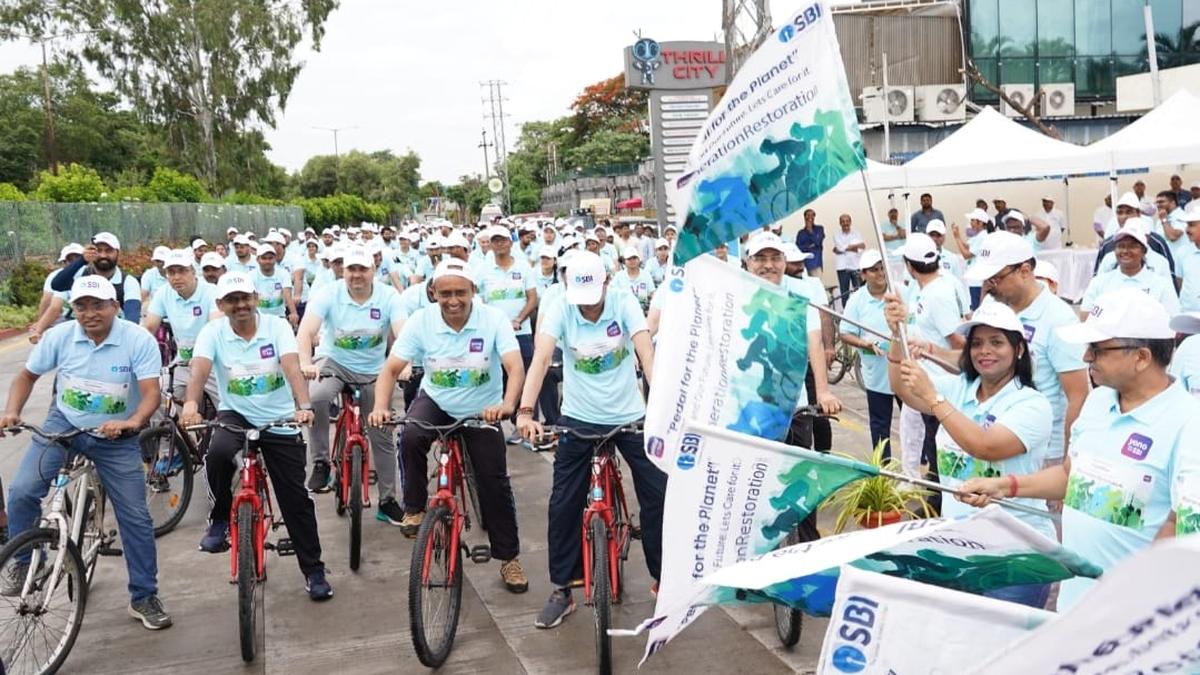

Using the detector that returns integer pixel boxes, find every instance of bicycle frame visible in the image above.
[229,439,275,583]
[423,434,471,584]
[333,389,371,509]
[581,445,631,605]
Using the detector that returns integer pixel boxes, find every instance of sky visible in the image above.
[0,0,725,184]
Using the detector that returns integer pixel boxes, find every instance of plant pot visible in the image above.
[857,510,904,529]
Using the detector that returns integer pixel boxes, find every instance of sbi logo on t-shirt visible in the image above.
[259,344,276,359]
[1022,324,1036,342]
[370,308,381,320]
[469,338,484,353]
[606,321,621,337]
[1121,433,1153,460]
[192,306,203,317]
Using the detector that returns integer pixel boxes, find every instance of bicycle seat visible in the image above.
[340,379,378,397]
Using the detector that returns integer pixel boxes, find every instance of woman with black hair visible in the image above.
[885,298,1055,608]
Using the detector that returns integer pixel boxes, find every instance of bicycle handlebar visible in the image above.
[541,421,644,444]
[380,415,493,436]
[184,418,303,435]
[794,405,838,420]
[2,424,95,442]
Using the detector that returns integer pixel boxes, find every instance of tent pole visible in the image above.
[1062,176,1072,246]
[859,169,910,358]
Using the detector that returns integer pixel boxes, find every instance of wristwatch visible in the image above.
[930,394,946,409]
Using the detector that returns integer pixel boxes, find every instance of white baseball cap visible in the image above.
[1034,259,1060,287]
[654,238,669,249]
[92,232,120,250]
[963,231,1034,282]
[255,243,277,258]
[216,272,255,299]
[925,219,947,235]
[425,235,443,249]
[150,245,170,262]
[584,232,601,245]
[858,249,884,271]
[200,252,225,269]
[1112,220,1149,247]
[557,249,579,270]
[278,227,292,239]
[1057,288,1175,342]
[1116,192,1142,210]
[954,300,1024,338]
[163,249,194,270]
[69,276,116,302]
[1184,201,1200,222]
[564,251,608,305]
[430,258,476,285]
[782,242,812,263]
[191,238,208,250]
[746,232,785,256]
[539,248,558,260]
[343,246,373,269]
[233,234,252,246]
[621,246,640,259]
[226,226,239,234]
[322,245,345,262]
[965,208,990,222]
[484,225,511,241]
[442,232,471,250]
[1003,210,1027,225]
[896,232,939,264]
[263,232,286,245]
[1170,311,1200,335]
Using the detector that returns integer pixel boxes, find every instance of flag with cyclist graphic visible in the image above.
[643,255,810,474]
[671,0,866,264]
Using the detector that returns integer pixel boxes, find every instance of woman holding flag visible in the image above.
[884,297,1055,608]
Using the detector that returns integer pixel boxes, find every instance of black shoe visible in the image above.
[307,460,332,493]
[376,498,405,525]
[305,568,333,601]
[129,594,173,630]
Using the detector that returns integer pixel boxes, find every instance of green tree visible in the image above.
[32,163,106,202]
[570,74,648,139]
[2,0,339,190]
[298,155,340,198]
[562,130,648,170]
[145,166,209,202]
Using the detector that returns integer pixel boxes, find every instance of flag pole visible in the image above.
[810,302,960,375]
[858,169,911,358]
[878,467,1060,521]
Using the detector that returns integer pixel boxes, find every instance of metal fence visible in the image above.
[0,201,305,264]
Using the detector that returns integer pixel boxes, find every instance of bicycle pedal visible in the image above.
[368,469,377,486]
[274,538,296,556]
[630,525,643,540]
[468,544,491,564]
[98,545,123,557]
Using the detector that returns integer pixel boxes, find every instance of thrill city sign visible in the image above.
[623,39,728,227]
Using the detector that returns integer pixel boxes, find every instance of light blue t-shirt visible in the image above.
[147,282,220,362]
[193,314,300,428]
[1169,334,1200,397]
[612,269,656,309]
[253,268,292,317]
[1163,207,1191,261]
[535,271,556,292]
[539,291,647,426]
[1175,245,1200,312]
[398,280,433,319]
[226,257,258,275]
[839,287,891,395]
[478,260,537,335]
[417,256,436,280]
[27,319,160,431]
[1058,382,1200,609]
[902,275,964,350]
[140,266,166,299]
[394,248,420,274]
[646,257,671,285]
[881,220,904,255]
[295,255,322,302]
[393,303,519,419]
[1097,248,1174,283]
[307,281,403,375]
[931,373,1055,540]
[1081,265,1180,316]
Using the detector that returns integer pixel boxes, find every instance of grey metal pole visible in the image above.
[1145,1,1162,107]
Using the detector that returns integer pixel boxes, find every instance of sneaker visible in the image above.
[399,511,424,538]
[153,452,184,476]
[198,521,230,553]
[0,524,7,548]
[0,560,30,597]
[376,498,405,525]
[128,595,173,630]
[305,568,333,601]
[500,558,529,594]
[506,433,523,445]
[307,461,332,493]
[534,588,575,629]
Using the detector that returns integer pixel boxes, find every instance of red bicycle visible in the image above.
[327,380,373,571]
[187,418,300,663]
[387,415,492,668]
[543,421,642,675]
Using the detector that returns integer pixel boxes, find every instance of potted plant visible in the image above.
[820,441,935,532]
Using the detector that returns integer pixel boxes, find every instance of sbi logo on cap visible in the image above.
[575,274,594,284]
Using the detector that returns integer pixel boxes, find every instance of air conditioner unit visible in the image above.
[1041,83,1075,117]
[915,84,966,121]
[1002,84,1035,117]
[862,86,915,123]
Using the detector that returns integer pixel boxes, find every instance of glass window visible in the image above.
[1076,0,1112,56]
[999,57,1036,85]
[1076,57,1114,98]
[1037,0,1075,56]
[1112,0,1147,56]
[1185,0,1200,30]
[1151,0,1188,67]
[1038,57,1074,84]
[1000,0,1037,57]
[1152,0,1183,41]
[970,0,1001,57]
[972,57,999,99]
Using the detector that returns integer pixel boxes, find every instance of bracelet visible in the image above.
[1007,474,1019,498]
[516,407,535,417]
[932,399,953,423]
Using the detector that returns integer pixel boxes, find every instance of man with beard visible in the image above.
[200,252,226,285]
[141,249,222,406]
[39,231,142,342]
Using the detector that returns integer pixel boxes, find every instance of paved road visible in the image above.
[0,334,880,674]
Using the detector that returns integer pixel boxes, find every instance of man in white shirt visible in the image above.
[1037,196,1066,250]
[1092,194,1114,241]
[832,213,865,303]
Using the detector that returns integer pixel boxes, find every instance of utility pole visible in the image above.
[313,125,356,192]
[481,80,511,213]
[40,41,58,175]
[478,128,493,179]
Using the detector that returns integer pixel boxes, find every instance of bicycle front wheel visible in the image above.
[827,345,849,385]
[74,484,107,588]
[773,527,803,648]
[0,528,88,675]
[349,445,363,572]
[409,504,462,668]
[589,516,613,675]
[142,425,194,537]
[236,502,259,663]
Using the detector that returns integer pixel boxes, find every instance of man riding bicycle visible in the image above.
[180,273,332,601]
[368,259,529,593]
[298,247,406,525]
[1,276,172,630]
[515,251,665,629]
[141,249,222,405]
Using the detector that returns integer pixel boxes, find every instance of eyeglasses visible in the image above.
[1085,343,1138,358]
[983,265,1020,286]
[749,253,784,264]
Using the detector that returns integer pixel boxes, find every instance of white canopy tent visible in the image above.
[1084,90,1200,170]
[829,158,905,193]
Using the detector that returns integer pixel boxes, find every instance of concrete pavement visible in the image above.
[0,333,882,674]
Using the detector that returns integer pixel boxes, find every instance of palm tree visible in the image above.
[1145,21,1200,69]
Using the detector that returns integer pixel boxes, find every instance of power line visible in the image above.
[480,80,512,213]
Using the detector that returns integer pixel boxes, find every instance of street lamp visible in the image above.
[312,125,357,193]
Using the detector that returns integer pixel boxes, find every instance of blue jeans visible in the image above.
[7,406,159,601]
[546,416,666,587]
[983,582,1051,609]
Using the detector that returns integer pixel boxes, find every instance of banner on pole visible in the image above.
[616,421,873,665]
[817,565,1052,675]
[643,255,810,473]
[702,505,1103,617]
[671,0,866,264]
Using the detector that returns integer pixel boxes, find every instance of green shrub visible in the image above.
[8,260,48,307]
[145,167,210,203]
[33,163,108,202]
[0,183,25,201]
[0,305,38,329]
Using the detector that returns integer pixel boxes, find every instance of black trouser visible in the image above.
[538,354,563,425]
[803,369,832,451]
[920,413,943,514]
[398,392,520,561]
[206,410,325,576]
[402,369,425,412]
[866,390,901,461]
[784,410,826,543]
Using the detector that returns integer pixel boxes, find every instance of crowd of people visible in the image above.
[1,175,1199,647]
